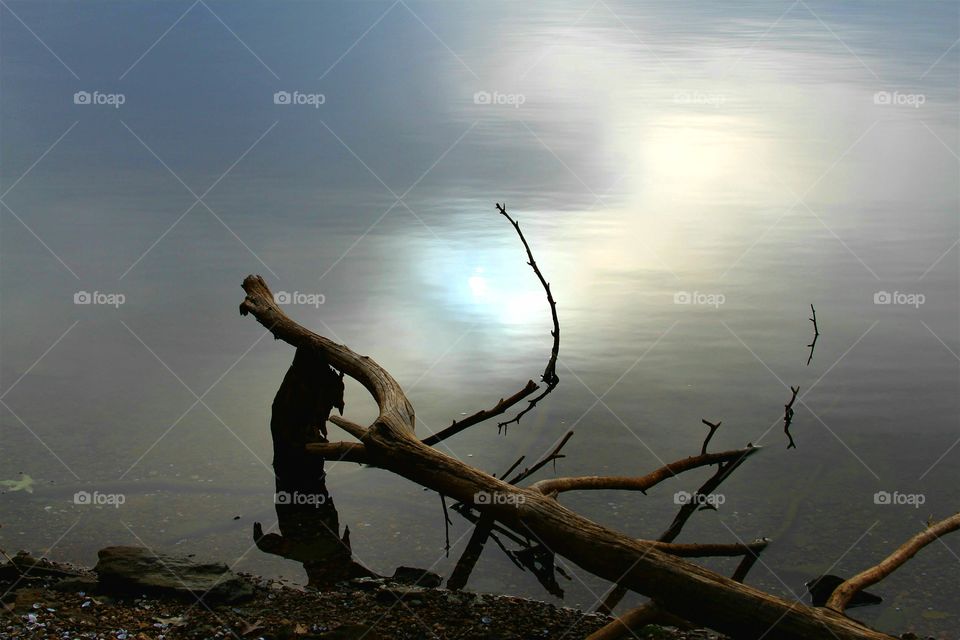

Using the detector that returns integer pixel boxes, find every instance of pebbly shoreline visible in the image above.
[0,549,729,640]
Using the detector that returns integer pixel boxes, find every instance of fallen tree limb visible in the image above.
[653,539,769,558]
[827,512,960,612]
[530,447,756,497]
[239,273,895,640]
[587,602,693,640]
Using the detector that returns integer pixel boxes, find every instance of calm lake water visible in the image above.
[2,1,958,635]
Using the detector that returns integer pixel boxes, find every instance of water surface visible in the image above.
[2,1,958,634]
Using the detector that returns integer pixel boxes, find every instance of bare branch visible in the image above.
[587,603,693,640]
[807,304,820,366]
[701,418,721,455]
[509,430,574,485]
[653,539,769,558]
[530,447,757,497]
[495,203,561,431]
[731,538,770,582]
[422,380,538,446]
[424,203,561,443]
[784,385,799,449]
[827,512,960,612]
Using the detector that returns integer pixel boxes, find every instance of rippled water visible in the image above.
[2,1,958,634]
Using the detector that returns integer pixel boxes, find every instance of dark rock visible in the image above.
[375,585,426,603]
[52,575,99,593]
[1,552,82,580]
[348,576,385,591]
[390,566,442,588]
[94,546,254,603]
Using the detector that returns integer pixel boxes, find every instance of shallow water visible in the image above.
[1,1,958,635]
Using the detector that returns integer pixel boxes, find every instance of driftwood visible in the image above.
[807,304,820,366]
[783,385,799,449]
[237,204,957,639]
[826,512,960,612]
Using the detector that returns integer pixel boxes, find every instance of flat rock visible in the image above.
[390,566,442,588]
[94,546,254,603]
[52,575,99,593]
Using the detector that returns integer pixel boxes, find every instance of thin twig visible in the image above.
[495,203,561,431]
[806,304,819,366]
[784,385,799,449]
[440,494,452,556]
[424,202,561,443]
[701,419,722,455]
[508,431,574,485]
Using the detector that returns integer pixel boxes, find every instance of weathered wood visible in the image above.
[827,512,960,612]
[529,447,756,496]
[240,274,894,640]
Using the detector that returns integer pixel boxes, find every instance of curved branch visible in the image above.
[530,447,757,497]
[240,275,415,437]
[827,512,960,612]
[496,203,559,387]
[425,204,560,443]
[495,203,560,431]
[587,603,691,640]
